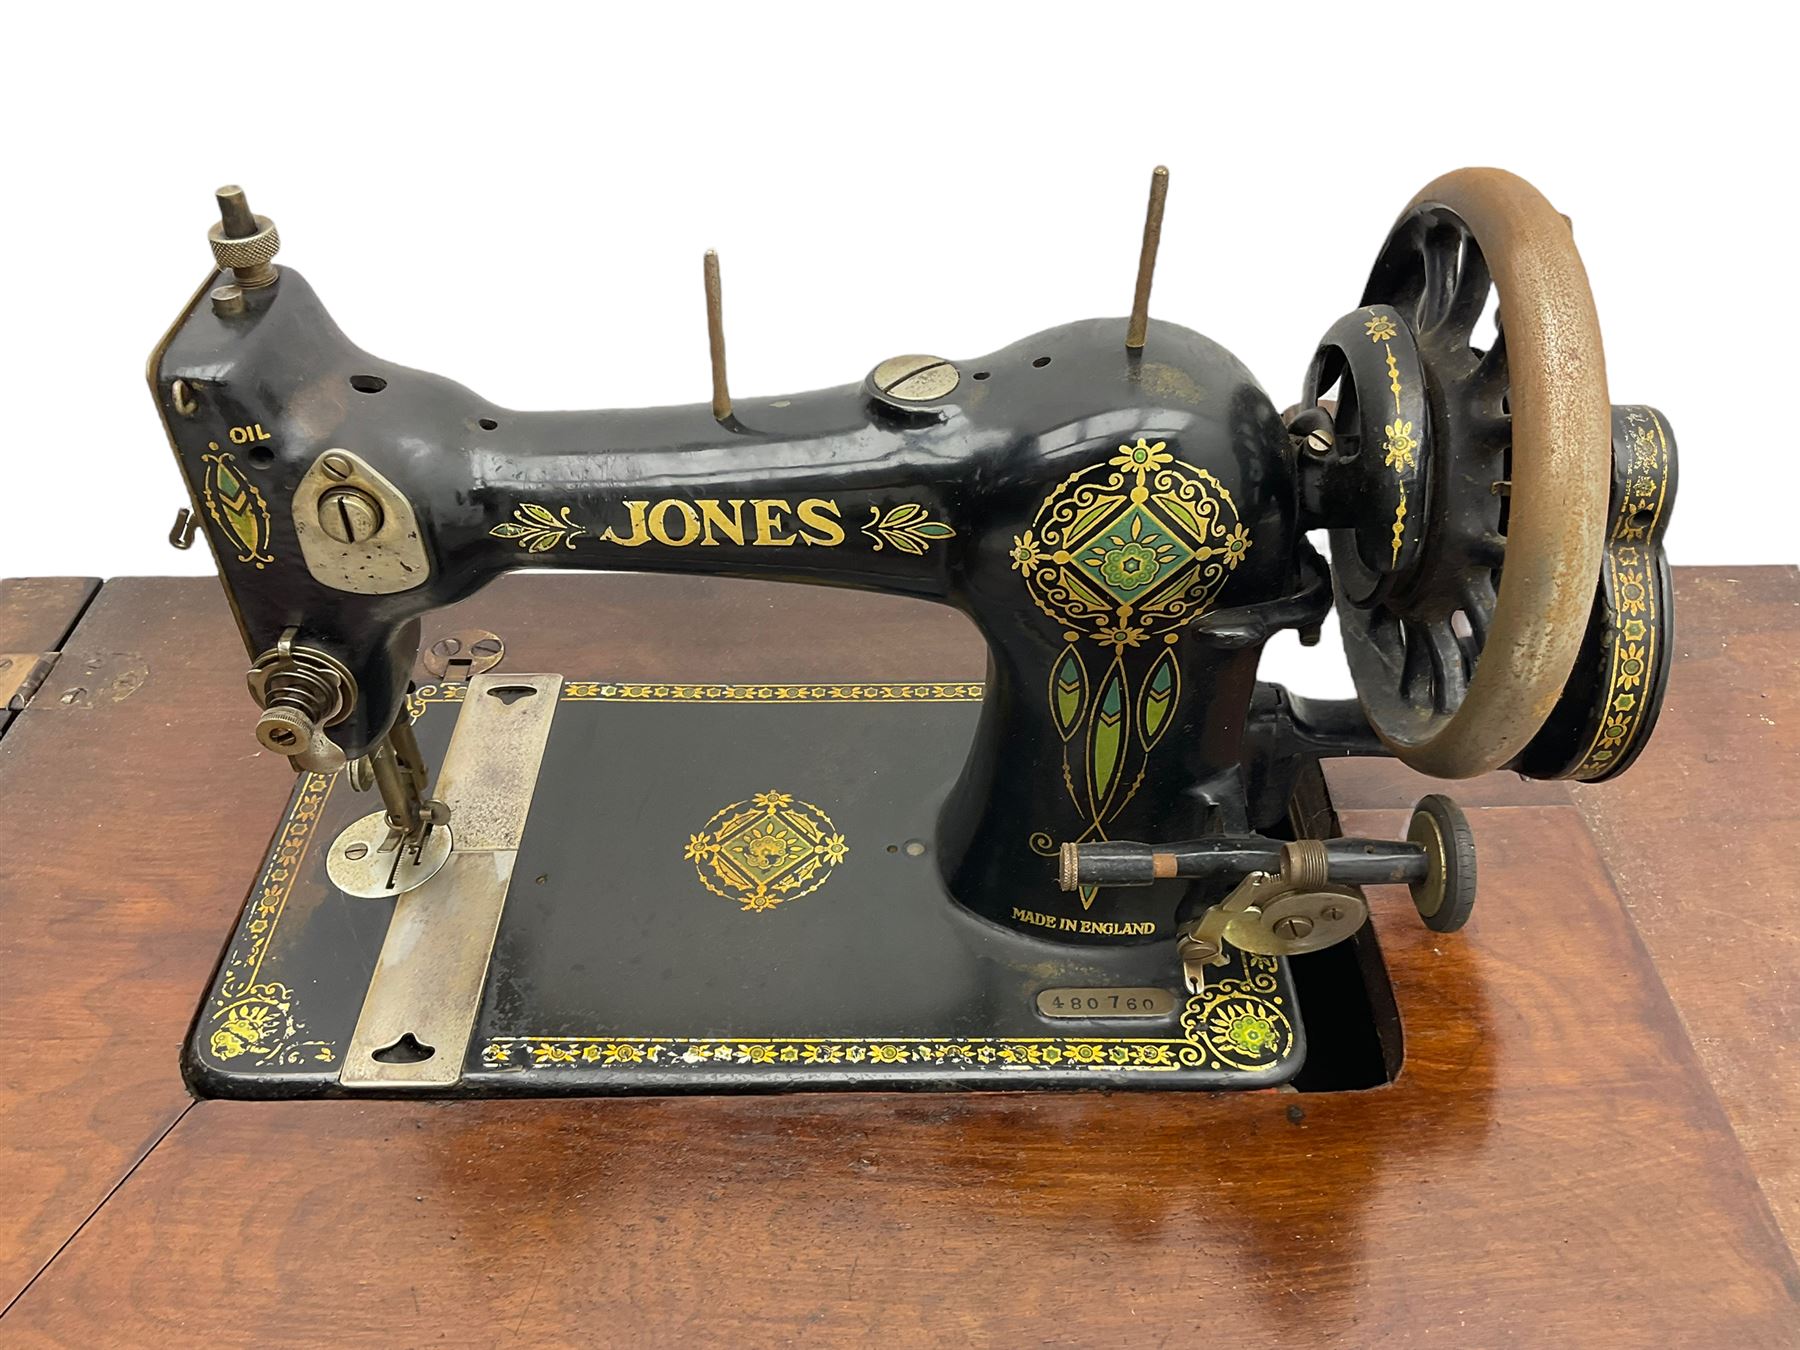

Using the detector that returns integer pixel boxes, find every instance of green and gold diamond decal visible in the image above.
[1014,438,1255,874]
[1069,501,1195,605]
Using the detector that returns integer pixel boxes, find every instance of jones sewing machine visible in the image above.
[152,168,1675,1095]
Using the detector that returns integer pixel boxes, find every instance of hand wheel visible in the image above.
[1304,168,1613,779]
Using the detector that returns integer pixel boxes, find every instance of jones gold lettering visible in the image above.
[796,498,845,546]
[753,499,797,547]
[602,500,653,547]
[595,497,852,549]
[648,499,701,547]
[698,499,746,546]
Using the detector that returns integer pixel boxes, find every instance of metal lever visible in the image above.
[1177,879,1266,993]
[367,717,447,842]
[1175,840,1369,993]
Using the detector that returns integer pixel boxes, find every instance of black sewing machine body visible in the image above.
[157,267,1332,944]
[154,170,1677,1095]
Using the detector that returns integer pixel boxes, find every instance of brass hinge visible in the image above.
[0,652,59,711]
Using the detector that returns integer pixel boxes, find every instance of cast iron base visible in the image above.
[185,680,1305,1097]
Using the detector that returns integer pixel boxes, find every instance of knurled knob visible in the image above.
[208,219,279,277]
[255,703,316,755]
[208,185,280,288]
[208,218,280,269]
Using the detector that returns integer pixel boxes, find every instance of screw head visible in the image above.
[319,452,354,481]
[1272,914,1315,941]
[318,487,384,543]
[421,629,504,678]
[871,354,960,403]
[1303,427,1336,457]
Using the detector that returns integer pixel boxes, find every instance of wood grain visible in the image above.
[1317,566,1800,1255]
[0,578,290,1307]
[1570,566,1800,1249]
[0,572,1794,1346]
[0,578,98,654]
[0,577,98,738]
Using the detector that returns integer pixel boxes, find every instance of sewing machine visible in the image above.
[152,168,1675,1095]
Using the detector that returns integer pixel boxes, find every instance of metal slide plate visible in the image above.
[339,673,561,1088]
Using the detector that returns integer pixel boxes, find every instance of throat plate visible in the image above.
[185,680,1305,1096]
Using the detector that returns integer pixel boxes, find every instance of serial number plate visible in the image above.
[1035,987,1178,1019]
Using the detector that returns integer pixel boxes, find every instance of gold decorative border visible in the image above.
[1363,309,1417,566]
[211,683,984,1069]
[1573,409,1671,779]
[216,682,1297,1081]
[413,680,985,705]
[202,771,338,1066]
[480,956,1293,1076]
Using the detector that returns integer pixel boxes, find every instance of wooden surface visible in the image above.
[0,578,98,653]
[1571,567,1800,1250]
[0,578,98,737]
[0,569,1795,1346]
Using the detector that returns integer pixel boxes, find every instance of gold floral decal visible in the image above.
[480,955,1293,1075]
[1365,310,1414,565]
[861,502,957,555]
[201,447,274,568]
[490,502,588,552]
[1018,438,1250,904]
[1574,408,1672,778]
[1382,419,1419,473]
[685,790,849,911]
[205,772,338,1065]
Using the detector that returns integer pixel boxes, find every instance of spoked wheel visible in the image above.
[1310,169,1612,779]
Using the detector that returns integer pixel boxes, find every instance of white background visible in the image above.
[1,4,1791,695]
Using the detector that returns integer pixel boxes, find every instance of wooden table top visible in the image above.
[0,567,1794,1347]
